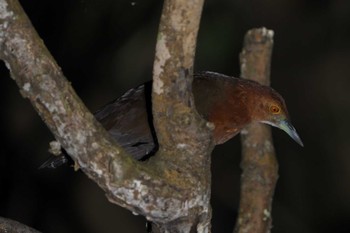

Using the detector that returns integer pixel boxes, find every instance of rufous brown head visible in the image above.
[248,83,304,146]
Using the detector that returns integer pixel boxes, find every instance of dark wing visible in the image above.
[40,81,157,169]
[94,81,157,160]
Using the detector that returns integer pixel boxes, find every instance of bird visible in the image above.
[40,71,303,169]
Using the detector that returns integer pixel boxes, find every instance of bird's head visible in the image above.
[250,84,304,147]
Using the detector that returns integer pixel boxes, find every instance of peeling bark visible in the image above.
[234,28,278,233]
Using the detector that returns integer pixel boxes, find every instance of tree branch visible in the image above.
[234,28,278,233]
[152,0,212,162]
[150,0,214,231]
[0,0,162,218]
[0,217,41,233]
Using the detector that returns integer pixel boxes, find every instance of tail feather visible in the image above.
[39,154,72,169]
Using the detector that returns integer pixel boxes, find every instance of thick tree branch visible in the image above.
[234,28,278,233]
[150,0,214,231]
[0,0,158,217]
[0,217,41,233]
[152,0,212,162]
[0,0,209,226]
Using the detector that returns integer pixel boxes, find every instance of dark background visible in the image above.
[1,0,350,232]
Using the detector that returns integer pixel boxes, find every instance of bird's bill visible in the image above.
[278,120,304,147]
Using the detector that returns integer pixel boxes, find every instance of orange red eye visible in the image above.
[270,105,280,114]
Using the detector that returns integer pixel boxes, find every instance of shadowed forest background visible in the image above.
[1,0,350,232]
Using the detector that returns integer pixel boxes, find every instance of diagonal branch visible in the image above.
[234,28,278,233]
[0,0,156,216]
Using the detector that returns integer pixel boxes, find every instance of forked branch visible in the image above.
[0,0,213,231]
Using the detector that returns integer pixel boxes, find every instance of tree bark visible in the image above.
[0,217,41,233]
[150,0,214,231]
[0,0,212,232]
[234,28,278,233]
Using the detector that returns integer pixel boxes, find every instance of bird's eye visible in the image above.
[270,105,280,114]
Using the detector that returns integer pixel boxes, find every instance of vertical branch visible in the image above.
[152,0,208,156]
[234,28,277,233]
[150,0,214,232]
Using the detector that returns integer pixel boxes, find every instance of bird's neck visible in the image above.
[193,75,252,145]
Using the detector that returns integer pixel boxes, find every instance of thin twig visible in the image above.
[234,28,278,233]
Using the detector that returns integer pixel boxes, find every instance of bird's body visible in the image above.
[40,71,302,168]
